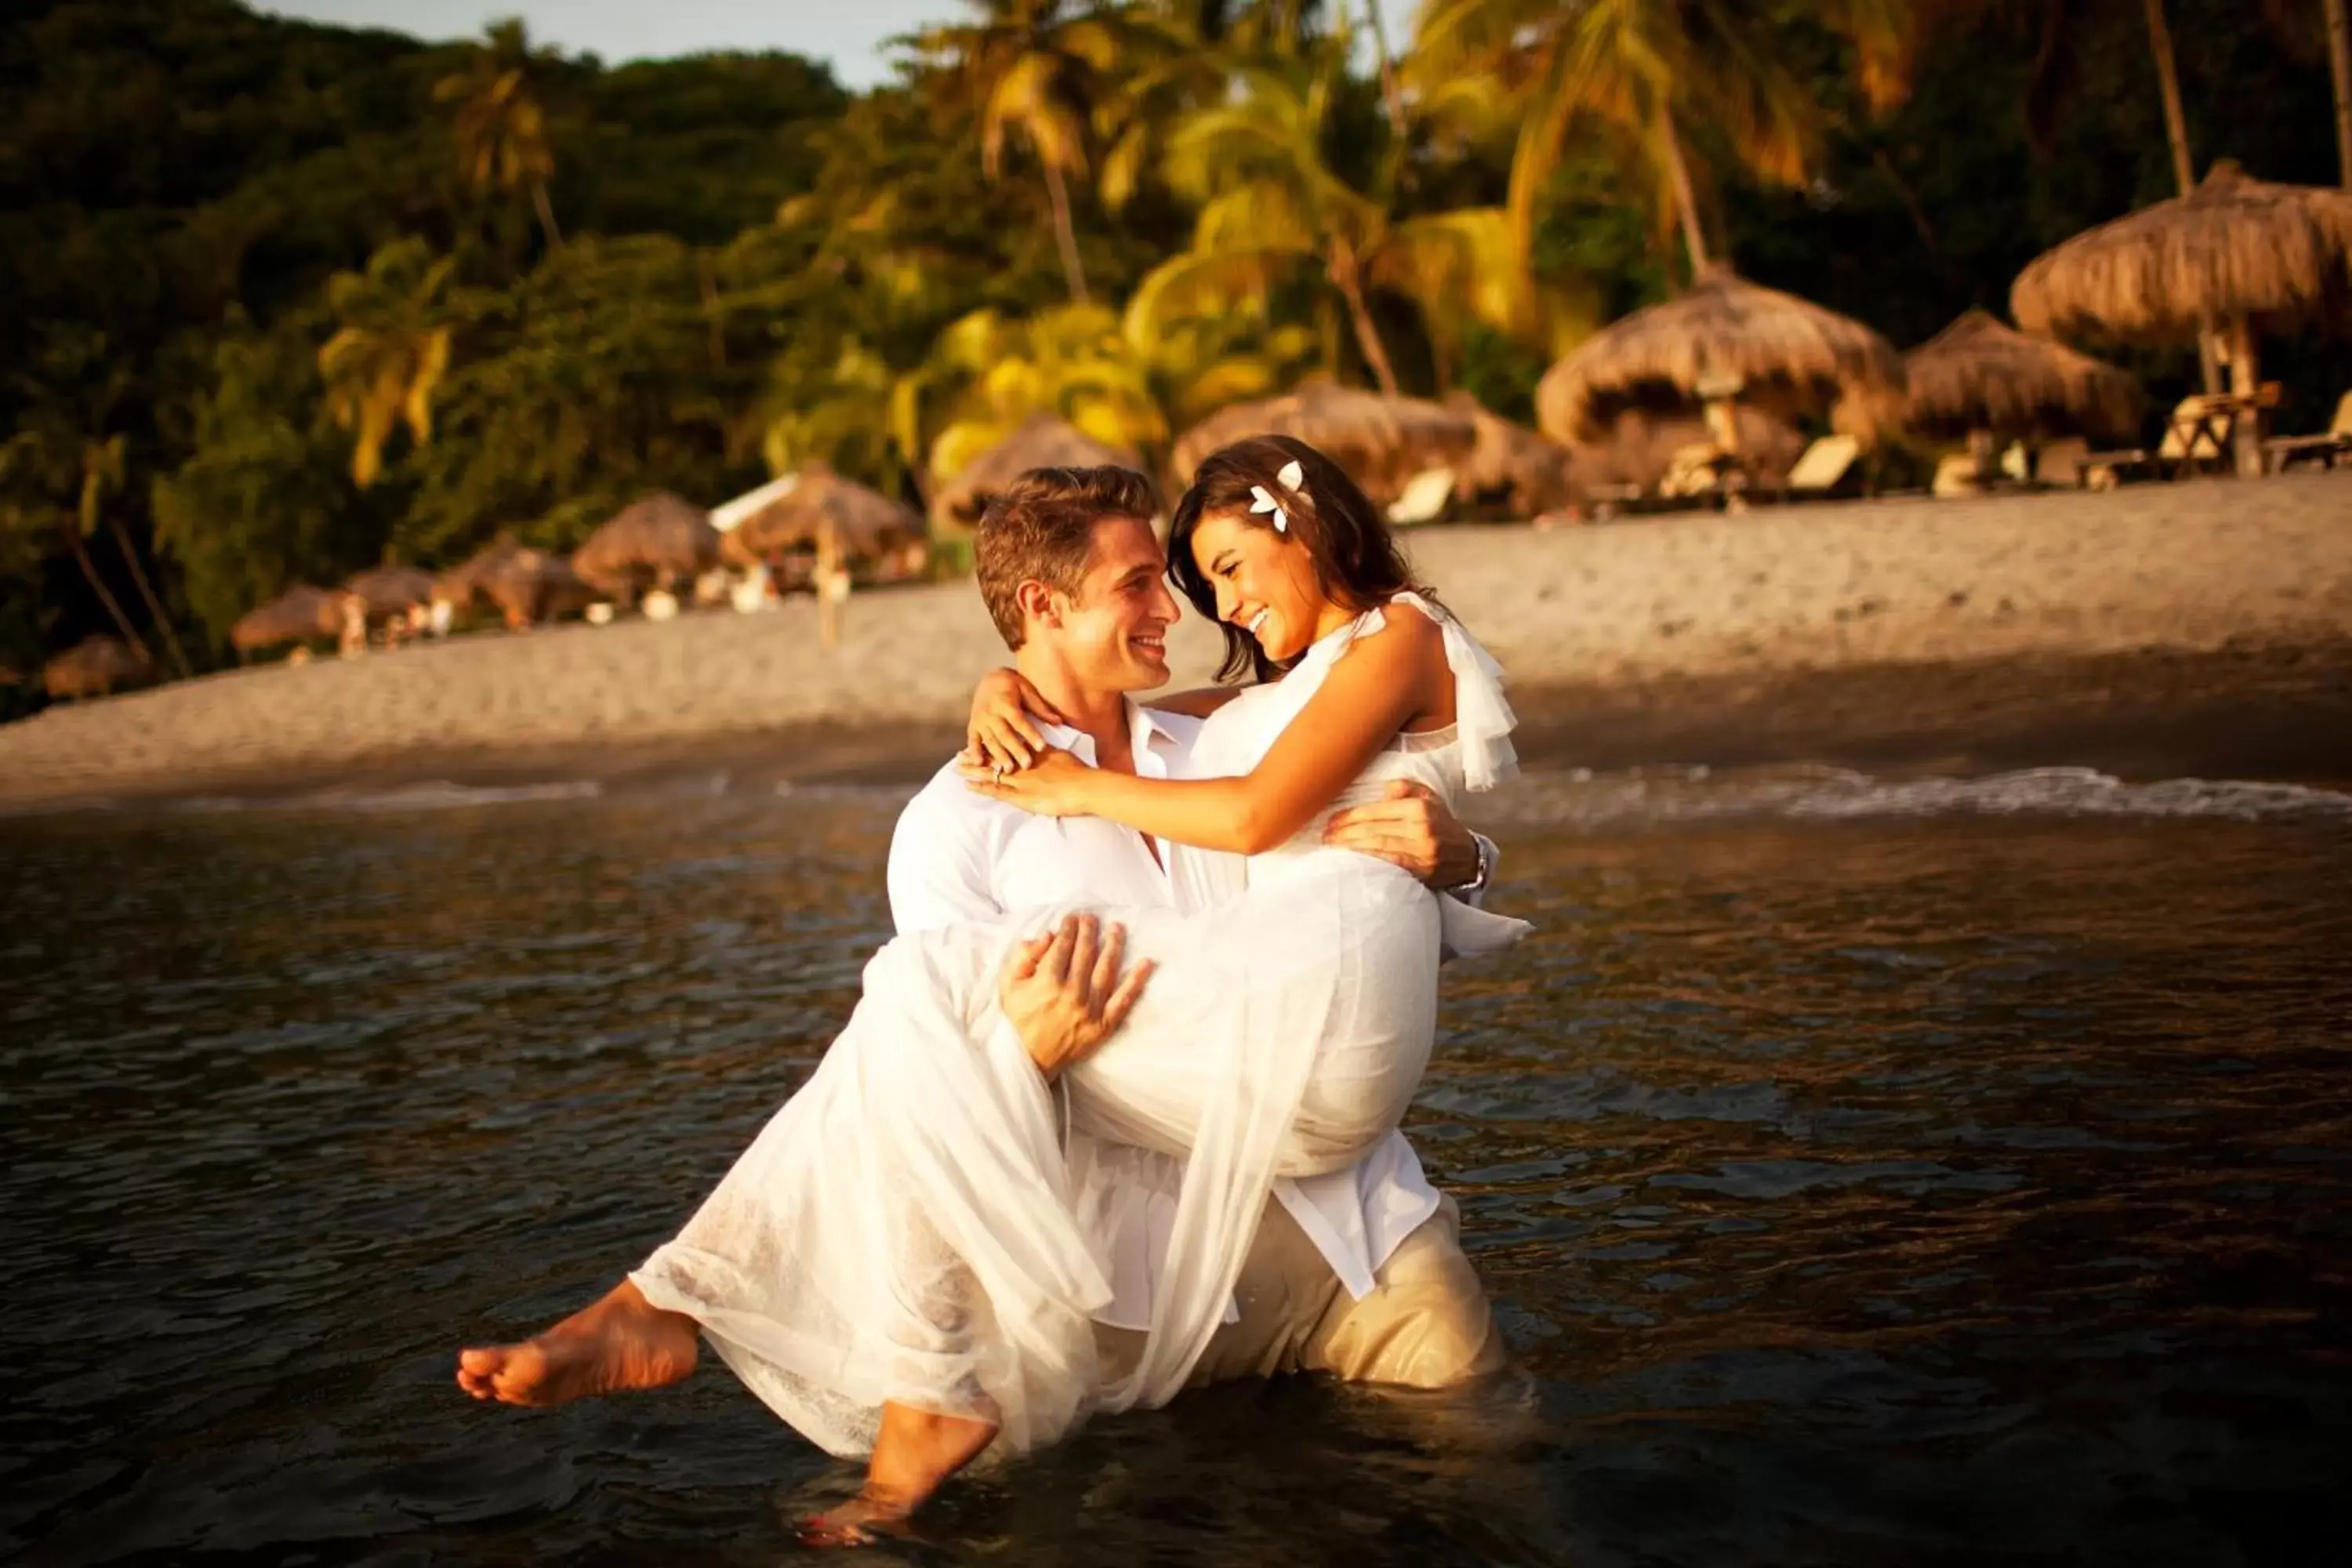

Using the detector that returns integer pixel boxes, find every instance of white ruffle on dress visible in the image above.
[630,593,1525,1458]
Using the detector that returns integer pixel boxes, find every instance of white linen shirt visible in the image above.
[884,699,1444,1331]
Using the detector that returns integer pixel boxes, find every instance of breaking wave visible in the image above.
[1487,764,2352,829]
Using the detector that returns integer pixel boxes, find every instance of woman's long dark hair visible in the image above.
[1167,434,1436,683]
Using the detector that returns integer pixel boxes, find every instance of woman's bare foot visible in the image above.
[456,1278,698,1407]
[800,1400,998,1545]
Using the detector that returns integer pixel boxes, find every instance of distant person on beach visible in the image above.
[458,443,1525,1539]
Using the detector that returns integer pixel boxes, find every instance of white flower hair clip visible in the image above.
[1247,459,1307,535]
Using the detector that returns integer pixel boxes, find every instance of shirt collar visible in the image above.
[1039,699,1191,770]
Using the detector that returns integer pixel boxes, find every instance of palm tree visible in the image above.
[1,421,152,670]
[1137,66,1533,396]
[1410,0,1922,279]
[318,239,457,488]
[434,17,564,252]
[909,1,1150,305]
[2,333,194,677]
[919,303,1172,481]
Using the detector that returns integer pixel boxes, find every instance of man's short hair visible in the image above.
[974,465,1160,649]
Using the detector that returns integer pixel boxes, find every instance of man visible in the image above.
[458,465,1506,1533]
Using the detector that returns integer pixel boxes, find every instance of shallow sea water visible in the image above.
[3,766,2349,1566]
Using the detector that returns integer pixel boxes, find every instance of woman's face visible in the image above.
[1188,506,1326,663]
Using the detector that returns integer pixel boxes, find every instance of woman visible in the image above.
[458,436,1522,1529]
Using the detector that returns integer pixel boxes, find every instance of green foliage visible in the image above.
[151,314,374,647]
[0,0,2341,691]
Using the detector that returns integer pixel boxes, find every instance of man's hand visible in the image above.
[998,913,1155,1080]
[1322,779,1481,890]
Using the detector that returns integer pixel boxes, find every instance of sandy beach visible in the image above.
[5,471,2350,811]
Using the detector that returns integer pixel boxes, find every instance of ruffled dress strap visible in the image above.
[1318,591,1517,792]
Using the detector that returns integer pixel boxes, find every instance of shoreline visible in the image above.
[4,474,2349,816]
[7,639,2349,819]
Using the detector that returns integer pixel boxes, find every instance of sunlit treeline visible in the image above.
[0,0,2340,688]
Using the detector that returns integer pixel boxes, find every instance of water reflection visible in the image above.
[2,790,2346,1564]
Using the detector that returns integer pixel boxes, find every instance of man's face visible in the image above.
[1036,514,1181,693]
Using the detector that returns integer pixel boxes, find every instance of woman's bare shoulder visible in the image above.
[1361,596,1446,657]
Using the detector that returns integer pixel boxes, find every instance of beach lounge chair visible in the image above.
[1785,434,1863,500]
[2082,394,2227,487]
[2034,437,2091,488]
[1385,466,1457,525]
[1931,452,1984,498]
[2264,391,2352,471]
[1658,441,1730,500]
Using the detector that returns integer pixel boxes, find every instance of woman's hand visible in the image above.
[957,747,1096,817]
[964,667,1065,773]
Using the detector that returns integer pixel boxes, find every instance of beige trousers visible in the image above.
[1095,1193,1504,1392]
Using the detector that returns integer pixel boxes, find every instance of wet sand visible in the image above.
[5,472,2350,810]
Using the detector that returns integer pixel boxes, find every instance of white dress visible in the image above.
[630,594,1525,1458]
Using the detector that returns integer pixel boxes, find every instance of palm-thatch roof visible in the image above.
[343,565,437,619]
[717,464,926,569]
[1568,407,1808,495]
[435,536,524,612]
[42,635,152,699]
[1901,310,2143,442]
[1537,264,1907,446]
[232,585,348,653]
[1170,382,1483,511]
[931,412,1142,531]
[477,547,601,627]
[1454,397,1580,517]
[572,492,720,597]
[2011,161,2352,343]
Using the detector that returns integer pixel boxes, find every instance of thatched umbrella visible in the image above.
[1903,310,2142,482]
[717,464,926,574]
[1170,383,1482,512]
[477,548,601,630]
[1455,397,1579,518]
[42,636,154,701]
[931,413,1141,532]
[1537,264,1907,462]
[343,565,437,622]
[1566,407,1808,496]
[435,536,524,615]
[231,585,347,657]
[572,492,721,601]
[2012,161,2352,476]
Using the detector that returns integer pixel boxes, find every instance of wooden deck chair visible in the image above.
[2082,394,2223,487]
[2264,390,2352,471]
[1659,441,1728,500]
[1385,466,1457,524]
[1785,434,1862,499]
[1931,452,1983,498]
[2155,394,2230,472]
[2035,437,2091,488]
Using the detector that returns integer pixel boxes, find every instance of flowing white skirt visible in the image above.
[630,848,1439,1459]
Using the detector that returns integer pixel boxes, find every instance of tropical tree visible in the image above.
[434,17,565,252]
[153,318,372,644]
[2,330,193,676]
[1410,0,1924,278]
[1137,65,1535,396]
[908,1,1147,305]
[396,234,743,562]
[916,303,1172,481]
[759,338,923,495]
[318,238,458,488]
